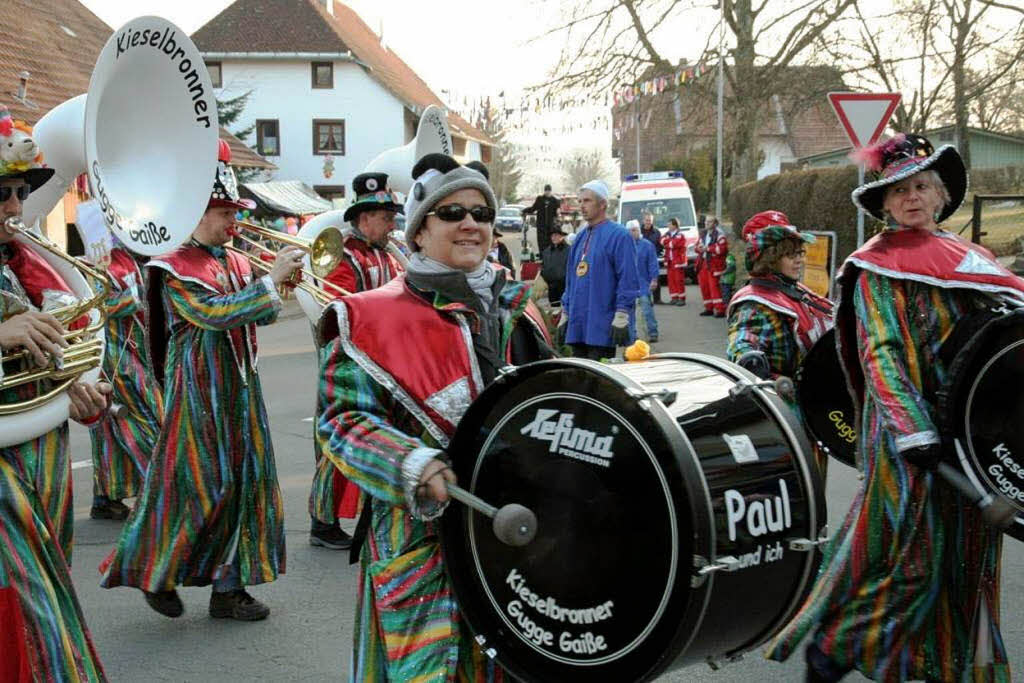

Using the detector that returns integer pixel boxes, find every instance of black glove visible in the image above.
[736,350,771,380]
[610,310,630,346]
[904,443,943,471]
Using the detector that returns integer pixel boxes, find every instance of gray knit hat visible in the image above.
[404,154,497,250]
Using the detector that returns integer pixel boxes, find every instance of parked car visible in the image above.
[495,206,525,232]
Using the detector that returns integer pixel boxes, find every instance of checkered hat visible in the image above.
[741,210,814,272]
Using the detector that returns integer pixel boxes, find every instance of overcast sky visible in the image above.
[79,0,570,99]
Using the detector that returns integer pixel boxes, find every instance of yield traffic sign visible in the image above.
[827,92,901,149]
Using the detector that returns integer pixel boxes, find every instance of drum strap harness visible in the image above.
[749,278,833,316]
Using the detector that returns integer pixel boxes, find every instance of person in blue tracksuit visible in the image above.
[560,180,641,359]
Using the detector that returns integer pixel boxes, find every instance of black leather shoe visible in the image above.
[805,642,850,683]
[144,590,184,618]
[91,498,131,521]
[309,524,353,550]
[699,310,714,316]
[210,589,270,621]
[648,336,659,343]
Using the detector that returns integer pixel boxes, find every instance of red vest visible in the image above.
[146,244,259,385]
[107,247,146,325]
[836,228,1024,407]
[729,278,834,354]
[318,274,548,448]
[661,230,688,267]
[2,240,74,309]
[323,231,403,297]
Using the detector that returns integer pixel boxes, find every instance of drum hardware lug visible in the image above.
[496,365,518,382]
[788,527,830,551]
[484,647,498,660]
[475,634,487,646]
[626,388,678,406]
[692,554,741,582]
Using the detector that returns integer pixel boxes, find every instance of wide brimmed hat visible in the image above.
[741,210,814,272]
[0,105,54,192]
[209,139,256,211]
[851,133,966,224]
[343,172,404,222]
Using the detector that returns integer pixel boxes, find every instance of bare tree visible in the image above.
[538,0,856,184]
[819,0,951,132]
[935,0,1024,167]
[562,148,614,190]
[478,106,524,204]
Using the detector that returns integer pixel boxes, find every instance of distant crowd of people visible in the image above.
[512,182,739,353]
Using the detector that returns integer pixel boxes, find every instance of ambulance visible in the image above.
[617,171,700,282]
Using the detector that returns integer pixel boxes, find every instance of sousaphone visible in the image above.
[0,16,217,446]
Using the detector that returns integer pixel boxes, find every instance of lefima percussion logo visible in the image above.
[520,409,615,467]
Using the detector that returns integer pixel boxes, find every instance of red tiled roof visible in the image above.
[192,0,492,147]
[0,0,112,125]
[220,127,277,170]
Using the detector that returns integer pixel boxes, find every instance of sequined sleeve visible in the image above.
[853,269,939,451]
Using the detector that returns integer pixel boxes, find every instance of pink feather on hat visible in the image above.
[849,133,906,172]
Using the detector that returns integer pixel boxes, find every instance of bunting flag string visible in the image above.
[611,62,712,108]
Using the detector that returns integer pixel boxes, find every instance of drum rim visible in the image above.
[794,329,858,469]
[656,351,828,658]
[543,359,721,671]
[467,390,680,666]
[941,309,1024,538]
[961,337,1024,525]
[441,357,717,682]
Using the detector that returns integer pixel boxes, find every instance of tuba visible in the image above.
[0,16,216,446]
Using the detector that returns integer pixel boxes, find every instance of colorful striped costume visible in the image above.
[317,272,549,681]
[726,274,833,379]
[101,243,285,591]
[88,249,162,501]
[309,232,402,525]
[767,229,1024,682]
[0,243,105,681]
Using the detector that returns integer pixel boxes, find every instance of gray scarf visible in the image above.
[406,253,498,310]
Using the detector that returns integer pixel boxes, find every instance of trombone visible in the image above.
[0,217,112,413]
[227,221,351,303]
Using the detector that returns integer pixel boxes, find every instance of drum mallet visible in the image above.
[446,483,538,547]
[936,462,1017,530]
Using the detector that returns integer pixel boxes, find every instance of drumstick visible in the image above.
[936,462,1017,530]
[446,483,538,547]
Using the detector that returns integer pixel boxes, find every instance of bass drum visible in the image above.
[795,328,857,468]
[440,355,827,682]
[940,307,1024,542]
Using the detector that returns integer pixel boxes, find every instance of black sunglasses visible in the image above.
[0,185,31,202]
[427,204,496,224]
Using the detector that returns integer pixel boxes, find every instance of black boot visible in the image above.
[143,589,184,618]
[91,496,131,521]
[805,642,850,683]
[309,519,352,550]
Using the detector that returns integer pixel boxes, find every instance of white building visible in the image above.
[192,0,492,203]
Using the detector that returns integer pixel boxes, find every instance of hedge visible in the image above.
[728,163,1024,268]
[728,166,864,266]
[970,165,1024,195]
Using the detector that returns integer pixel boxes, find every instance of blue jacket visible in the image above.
[635,237,659,286]
[564,219,641,347]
